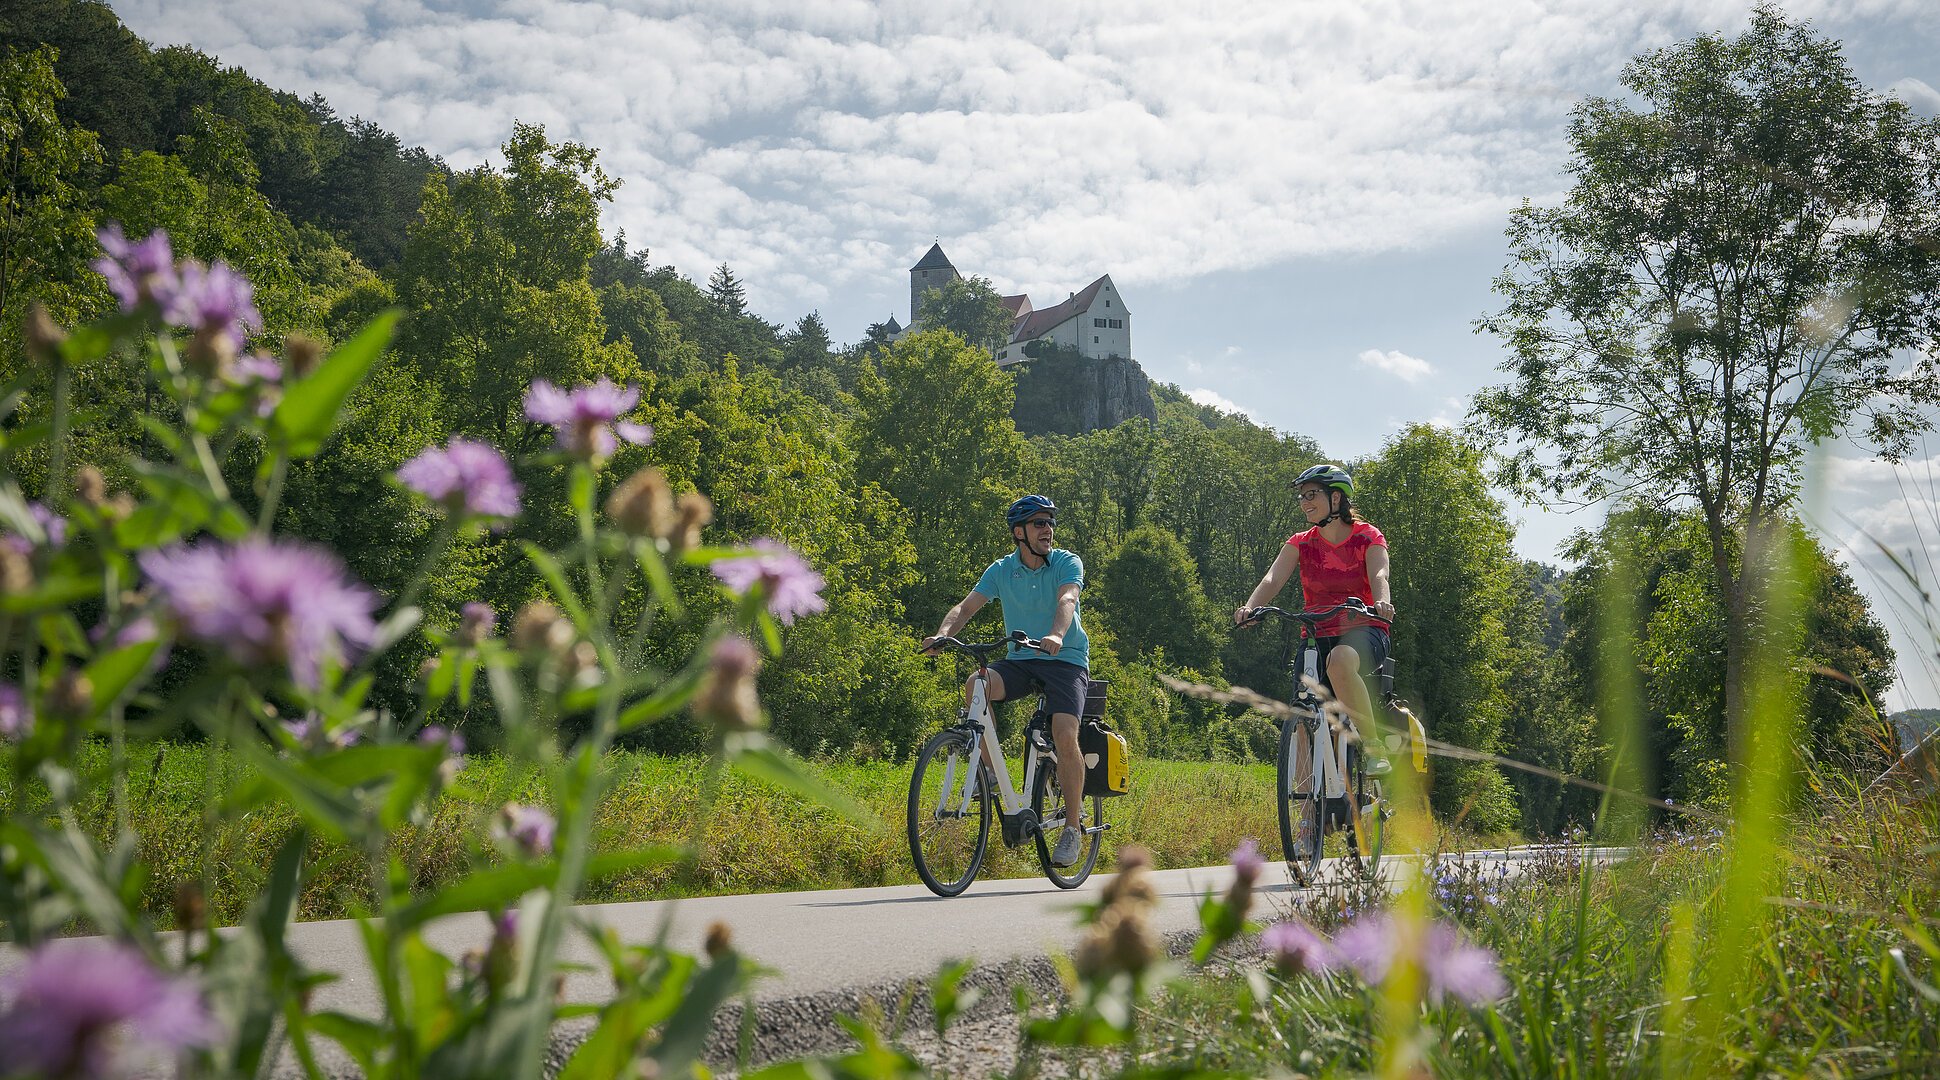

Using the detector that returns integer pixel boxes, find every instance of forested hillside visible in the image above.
[0,0,1901,832]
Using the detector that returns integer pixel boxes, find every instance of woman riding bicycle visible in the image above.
[1236,465,1395,825]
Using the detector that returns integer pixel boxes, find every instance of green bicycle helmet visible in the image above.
[1294,464,1354,501]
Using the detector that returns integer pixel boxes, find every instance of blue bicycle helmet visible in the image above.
[1006,494,1057,529]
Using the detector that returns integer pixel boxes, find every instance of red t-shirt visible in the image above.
[1286,522,1390,636]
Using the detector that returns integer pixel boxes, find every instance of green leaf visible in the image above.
[272,310,401,458]
[730,743,880,831]
[649,953,745,1074]
[520,543,593,635]
[371,605,423,653]
[81,639,162,721]
[932,958,981,1037]
[308,1011,385,1074]
[392,862,556,931]
[401,933,457,1054]
[612,660,707,732]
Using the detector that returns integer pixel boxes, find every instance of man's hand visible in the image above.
[1039,632,1064,656]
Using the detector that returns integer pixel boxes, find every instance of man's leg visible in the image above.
[1051,711,1085,827]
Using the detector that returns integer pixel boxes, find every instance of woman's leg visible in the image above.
[1326,643,1370,780]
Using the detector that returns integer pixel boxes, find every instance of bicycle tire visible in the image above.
[908,728,992,897]
[1276,715,1325,885]
[1030,752,1103,888]
[1343,745,1386,880]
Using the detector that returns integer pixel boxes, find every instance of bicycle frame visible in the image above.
[935,664,1046,829]
[1292,636,1350,803]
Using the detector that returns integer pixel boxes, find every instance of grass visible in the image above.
[1123,785,1940,1077]
[1,741,1285,928]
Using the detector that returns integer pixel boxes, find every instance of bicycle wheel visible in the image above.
[1277,716,1324,885]
[1031,752,1103,888]
[908,728,992,897]
[1343,745,1385,880]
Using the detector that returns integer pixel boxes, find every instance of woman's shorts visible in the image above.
[987,658,1090,719]
[1316,626,1390,697]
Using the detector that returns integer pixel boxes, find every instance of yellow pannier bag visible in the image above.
[1079,719,1130,797]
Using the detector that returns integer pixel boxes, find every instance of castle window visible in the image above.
[1094,336,1100,344]
[1094,318,1108,327]
[1105,299,1111,308]
[1109,319,1124,329]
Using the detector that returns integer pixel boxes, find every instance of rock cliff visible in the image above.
[1009,351,1158,436]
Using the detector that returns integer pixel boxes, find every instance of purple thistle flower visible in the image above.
[230,353,282,384]
[29,502,66,549]
[0,939,219,1078]
[397,439,522,522]
[709,539,828,625]
[457,602,496,645]
[280,718,315,746]
[1230,838,1265,886]
[496,803,556,857]
[522,379,652,459]
[1261,920,1339,976]
[138,537,379,691]
[419,724,467,756]
[93,225,180,314]
[1330,914,1507,1005]
[165,260,261,350]
[0,685,31,741]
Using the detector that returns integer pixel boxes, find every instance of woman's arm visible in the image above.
[1366,544,1394,620]
[1237,544,1300,624]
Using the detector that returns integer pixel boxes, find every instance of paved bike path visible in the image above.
[291,847,1610,1019]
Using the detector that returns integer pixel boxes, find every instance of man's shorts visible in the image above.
[1316,626,1390,697]
[988,658,1090,719]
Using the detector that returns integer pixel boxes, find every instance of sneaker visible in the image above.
[1052,827,1084,867]
[1366,756,1393,777]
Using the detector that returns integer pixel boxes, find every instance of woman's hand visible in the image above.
[1373,600,1395,621]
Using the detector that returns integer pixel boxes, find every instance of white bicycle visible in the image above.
[907,632,1108,896]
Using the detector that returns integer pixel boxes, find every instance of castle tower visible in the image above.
[909,242,960,326]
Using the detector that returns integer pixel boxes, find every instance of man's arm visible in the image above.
[1040,582,1079,656]
[922,591,990,652]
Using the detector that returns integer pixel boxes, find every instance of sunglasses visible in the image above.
[1025,516,1056,528]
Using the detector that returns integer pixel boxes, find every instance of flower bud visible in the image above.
[511,601,566,653]
[704,921,733,961]
[286,333,324,379]
[186,323,236,380]
[418,656,441,684]
[693,635,762,732]
[670,492,714,553]
[24,302,66,363]
[48,669,92,719]
[74,465,108,508]
[457,603,496,646]
[605,467,676,539]
[173,881,207,932]
[0,546,33,594]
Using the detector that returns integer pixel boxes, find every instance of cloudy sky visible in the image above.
[110,0,1940,706]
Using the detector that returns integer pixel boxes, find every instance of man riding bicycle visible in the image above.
[922,495,1091,867]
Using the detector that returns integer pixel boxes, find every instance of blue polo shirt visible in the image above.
[973,548,1089,670]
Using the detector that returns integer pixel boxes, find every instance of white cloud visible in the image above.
[1357,348,1435,382]
[1889,77,1940,115]
[106,0,1940,329]
[1186,387,1255,419]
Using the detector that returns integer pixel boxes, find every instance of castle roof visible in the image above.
[909,242,954,272]
[884,314,903,334]
[1000,294,1032,317]
[1009,275,1110,342]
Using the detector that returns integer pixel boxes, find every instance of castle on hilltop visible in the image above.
[888,242,1131,368]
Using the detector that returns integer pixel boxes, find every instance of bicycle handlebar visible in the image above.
[919,628,1046,662]
[1239,597,1390,629]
